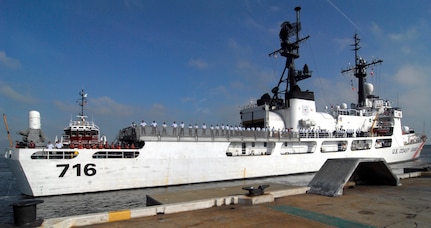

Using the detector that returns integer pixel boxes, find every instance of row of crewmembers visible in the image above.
[131,121,381,139]
[130,120,295,137]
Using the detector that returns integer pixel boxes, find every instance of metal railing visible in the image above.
[118,125,397,143]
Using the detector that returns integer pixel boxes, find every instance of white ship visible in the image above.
[5,7,426,197]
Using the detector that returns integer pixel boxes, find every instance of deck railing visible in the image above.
[119,126,398,143]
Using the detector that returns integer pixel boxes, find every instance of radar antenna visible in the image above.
[341,33,383,107]
[77,89,88,117]
[267,7,313,108]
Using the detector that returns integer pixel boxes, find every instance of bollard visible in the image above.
[11,199,44,226]
[242,184,270,196]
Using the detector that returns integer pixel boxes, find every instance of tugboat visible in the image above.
[5,7,426,197]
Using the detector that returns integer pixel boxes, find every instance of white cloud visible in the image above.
[228,39,240,49]
[388,27,418,42]
[393,65,430,99]
[243,16,264,31]
[88,96,137,117]
[311,76,356,109]
[208,85,229,98]
[370,22,383,37]
[0,51,21,69]
[227,38,253,57]
[188,58,209,69]
[0,82,37,103]
[393,64,427,87]
[54,96,137,118]
[267,5,280,13]
[333,37,353,51]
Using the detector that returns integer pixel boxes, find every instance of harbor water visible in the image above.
[1,145,430,226]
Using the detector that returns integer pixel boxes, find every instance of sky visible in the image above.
[1,0,431,146]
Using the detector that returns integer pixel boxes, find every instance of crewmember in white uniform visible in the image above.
[151,121,157,135]
[180,121,185,136]
[172,121,178,136]
[47,141,54,149]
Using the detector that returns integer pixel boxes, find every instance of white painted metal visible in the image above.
[4,135,424,196]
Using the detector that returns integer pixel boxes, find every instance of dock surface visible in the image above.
[146,183,296,206]
[71,175,431,228]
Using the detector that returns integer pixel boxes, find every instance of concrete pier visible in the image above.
[146,183,302,206]
[41,171,431,228]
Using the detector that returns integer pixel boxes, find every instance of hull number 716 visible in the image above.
[57,163,97,177]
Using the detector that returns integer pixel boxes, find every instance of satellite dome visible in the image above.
[364,82,374,95]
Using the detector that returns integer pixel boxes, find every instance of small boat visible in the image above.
[5,7,426,197]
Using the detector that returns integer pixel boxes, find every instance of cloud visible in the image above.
[188,58,209,69]
[394,64,430,104]
[369,22,383,37]
[384,64,431,131]
[227,38,253,57]
[228,39,240,49]
[88,96,137,117]
[0,51,21,69]
[388,27,418,42]
[267,5,281,13]
[333,37,352,51]
[243,16,264,31]
[233,59,274,92]
[209,85,229,97]
[180,96,196,103]
[311,76,356,109]
[393,64,427,87]
[0,82,37,103]
[54,96,137,118]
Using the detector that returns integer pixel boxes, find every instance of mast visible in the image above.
[268,7,312,108]
[342,34,383,107]
[78,89,88,117]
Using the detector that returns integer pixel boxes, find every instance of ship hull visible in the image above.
[4,136,425,197]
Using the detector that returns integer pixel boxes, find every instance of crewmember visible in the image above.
[47,141,54,149]
[55,141,63,149]
[172,121,178,136]
[151,120,157,135]
[180,121,185,136]
[28,140,36,148]
[162,122,167,135]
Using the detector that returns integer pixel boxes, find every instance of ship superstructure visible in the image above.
[61,90,104,149]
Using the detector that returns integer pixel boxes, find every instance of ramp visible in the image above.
[308,158,400,197]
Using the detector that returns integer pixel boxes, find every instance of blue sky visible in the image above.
[1,0,431,146]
